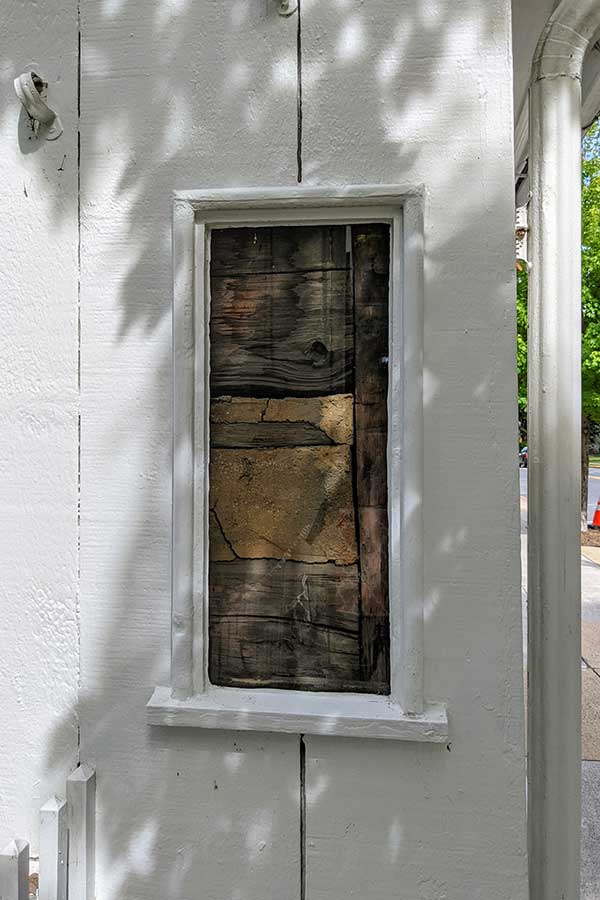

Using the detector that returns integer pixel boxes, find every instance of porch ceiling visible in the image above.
[512,0,600,199]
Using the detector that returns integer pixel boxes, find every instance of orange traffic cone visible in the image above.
[592,497,600,529]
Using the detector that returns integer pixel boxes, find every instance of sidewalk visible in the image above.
[520,535,600,899]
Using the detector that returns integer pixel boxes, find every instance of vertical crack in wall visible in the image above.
[76,0,83,761]
[296,0,303,183]
[300,734,306,900]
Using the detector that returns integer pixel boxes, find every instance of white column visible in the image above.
[527,19,584,900]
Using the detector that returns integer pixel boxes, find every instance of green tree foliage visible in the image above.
[516,263,528,444]
[582,120,600,430]
[517,118,600,523]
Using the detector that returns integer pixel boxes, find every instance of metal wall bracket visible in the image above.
[14,71,63,141]
[278,0,298,16]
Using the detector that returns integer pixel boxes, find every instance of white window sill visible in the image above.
[147,686,448,742]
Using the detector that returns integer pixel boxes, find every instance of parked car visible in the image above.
[519,446,528,468]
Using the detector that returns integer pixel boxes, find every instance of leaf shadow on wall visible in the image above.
[37,1,527,899]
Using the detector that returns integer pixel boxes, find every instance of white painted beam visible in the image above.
[0,840,29,900]
[147,685,448,742]
[39,797,67,900]
[67,768,95,900]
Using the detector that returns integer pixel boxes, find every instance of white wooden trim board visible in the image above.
[147,184,448,742]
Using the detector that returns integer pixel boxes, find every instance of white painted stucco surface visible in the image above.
[300,3,526,897]
[0,0,529,896]
[0,3,79,851]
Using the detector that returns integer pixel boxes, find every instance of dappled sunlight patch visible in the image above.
[168,843,196,897]
[102,0,127,19]
[336,16,364,62]
[420,0,444,26]
[377,50,403,84]
[159,93,188,161]
[302,61,326,87]
[271,54,297,92]
[103,855,130,900]
[386,817,403,864]
[222,750,245,773]
[403,486,423,523]
[423,368,440,408]
[382,101,441,145]
[227,62,252,91]
[127,821,159,876]
[424,588,441,622]
[154,0,191,30]
[229,0,250,29]
[245,810,273,863]
[473,375,492,400]
[439,526,468,555]
[83,44,112,78]
[305,772,329,807]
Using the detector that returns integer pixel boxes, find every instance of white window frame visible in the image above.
[147,185,448,742]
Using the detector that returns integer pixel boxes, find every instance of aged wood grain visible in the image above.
[209,560,387,693]
[357,507,389,680]
[210,225,347,277]
[263,395,354,444]
[209,510,236,561]
[351,224,390,687]
[209,446,358,565]
[210,397,269,424]
[211,421,335,449]
[208,223,390,693]
[209,269,354,397]
[210,394,354,444]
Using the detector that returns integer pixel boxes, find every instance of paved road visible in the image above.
[519,466,600,531]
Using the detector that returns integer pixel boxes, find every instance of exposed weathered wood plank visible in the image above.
[210,394,354,444]
[210,397,269,423]
[209,560,386,693]
[351,224,390,688]
[209,447,357,565]
[209,269,354,397]
[207,223,391,693]
[357,506,389,680]
[354,431,387,508]
[263,395,353,444]
[211,421,334,448]
[210,225,347,277]
[210,559,359,623]
[209,510,236,561]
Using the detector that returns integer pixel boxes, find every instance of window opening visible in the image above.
[207,223,390,693]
